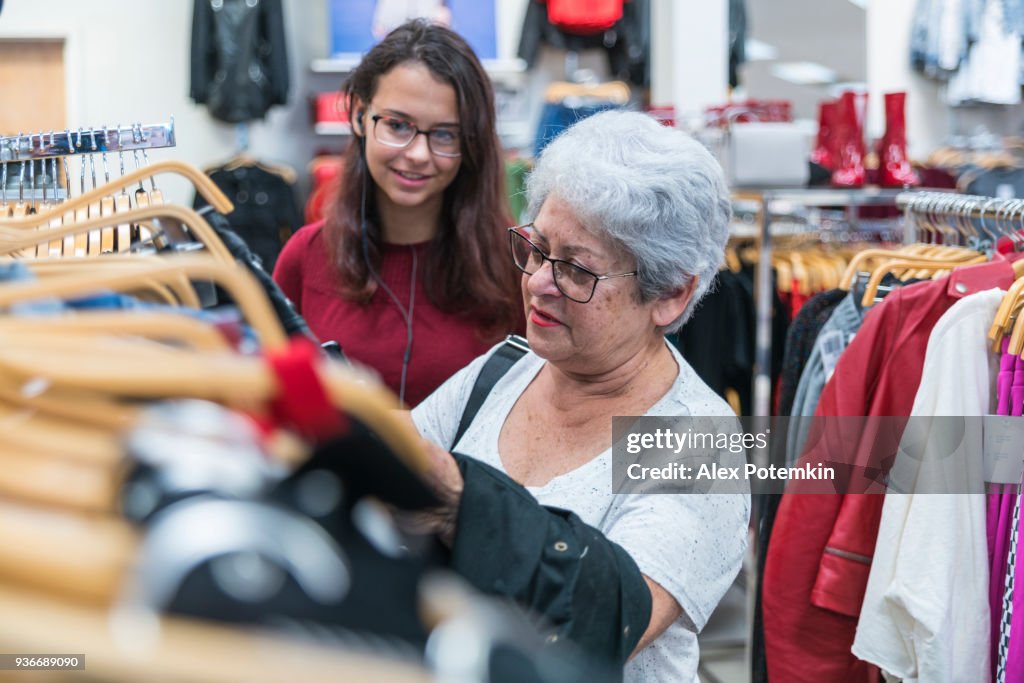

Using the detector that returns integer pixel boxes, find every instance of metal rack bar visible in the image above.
[749,187,914,417]
[0,119,176,162]
[896,190,1024,218]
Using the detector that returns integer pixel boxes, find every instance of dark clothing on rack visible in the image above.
[517,0,651,88]
[190,0,290,123]
[194,162,302,273]
[534,101,621,157]
[762,260,1018,683]
[450,453,651,669]
[776,288,846,418]
[728,0,747,88]
[200,210,316,344]
[671,265,788,416]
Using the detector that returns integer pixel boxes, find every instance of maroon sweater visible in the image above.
[273,222,503,407]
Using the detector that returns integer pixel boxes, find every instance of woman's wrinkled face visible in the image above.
[358,62,462,214]
[521,196,663,372]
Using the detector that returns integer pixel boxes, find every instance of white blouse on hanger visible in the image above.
[852,288,1002,683]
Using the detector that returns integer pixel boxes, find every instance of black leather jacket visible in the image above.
[190,0,290,123]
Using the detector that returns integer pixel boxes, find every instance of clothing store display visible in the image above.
[545,0,624,34]
[413,341,749,683]
[517,0,650,88]
[189,0,290,122]
[195,162,302,273]
[272,222,500,407]
[763,260,1017,683]
[947,0,1022,105]
[877,92,921,187]
[852,289,1002,683]
[831,91,867,187]
[810,101,838,171]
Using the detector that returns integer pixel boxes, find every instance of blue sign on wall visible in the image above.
[329,0,497,59]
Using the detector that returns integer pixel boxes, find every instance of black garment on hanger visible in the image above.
[199,210,317,344]
[195,163,302,273]
[517,0,650,88]
[728,0,747,88]
[190,0,290,123]
[776,288,846,417]
[671,266,788,416]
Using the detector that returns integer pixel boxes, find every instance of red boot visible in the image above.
[831,91,865,187]
[810,100,837,170]
[878,92,920,187]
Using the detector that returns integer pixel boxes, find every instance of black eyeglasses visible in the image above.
[508,225,637,304]
[370,114,461,158]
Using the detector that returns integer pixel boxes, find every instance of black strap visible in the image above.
[451,335,530,450]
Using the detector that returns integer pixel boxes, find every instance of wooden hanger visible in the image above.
[27,256,204,309]
[544,80,631,105]
[0,256,285,348]
[0,160,233,227]
[209,153,299,185]
[0,328,428,477]
[0,311,230,352]
[0,204,235,264]
[859,255,989,307]
[0,581,432,683]
[839,246,982,290]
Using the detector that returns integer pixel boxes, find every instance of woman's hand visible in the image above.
[391,411,464,545]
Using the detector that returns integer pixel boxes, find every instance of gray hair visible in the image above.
[524,109,731,332]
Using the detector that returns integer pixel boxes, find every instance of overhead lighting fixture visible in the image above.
[745,38,779,61]
[770,62,838,85]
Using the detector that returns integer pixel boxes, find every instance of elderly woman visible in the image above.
[411,110,749,682]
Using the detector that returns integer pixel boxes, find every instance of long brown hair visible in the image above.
[323,19,520,338]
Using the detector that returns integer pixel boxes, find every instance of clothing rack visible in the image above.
[896,190,1024,224]
[748,188,916,418]
[0,119,176,162]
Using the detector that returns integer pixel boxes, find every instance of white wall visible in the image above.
[0,0,335,206]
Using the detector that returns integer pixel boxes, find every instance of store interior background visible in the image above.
[5,0,1007,209]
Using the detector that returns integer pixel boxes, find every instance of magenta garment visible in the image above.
[991,485,1017,679]
[990,339,1018,678]
[1012,346,1024,417]
[1005,479,1023,682]
[998,337,1015,416]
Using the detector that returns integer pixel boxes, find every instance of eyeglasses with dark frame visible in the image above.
[370,114,462,158]
[508,225,637,304]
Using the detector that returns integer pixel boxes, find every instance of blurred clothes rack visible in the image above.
[761,191,1024,683]
[741,187,916,417]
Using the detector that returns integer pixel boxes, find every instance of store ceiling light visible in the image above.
[770,62,838,85]
[745,39,779,61]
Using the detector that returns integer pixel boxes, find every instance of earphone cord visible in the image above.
[360,157,416,406]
